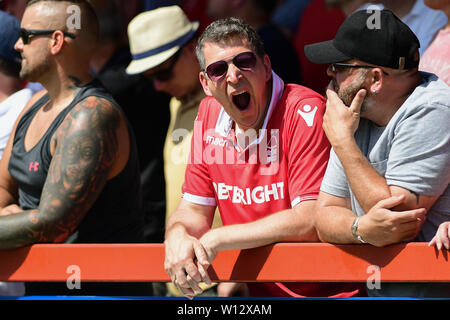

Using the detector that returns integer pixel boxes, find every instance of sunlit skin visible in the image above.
[0,1,131,249]
[14,4,54,83]
[199,38,272,133]
[326,60,375,114]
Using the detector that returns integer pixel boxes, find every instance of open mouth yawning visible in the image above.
[231,91,251,111]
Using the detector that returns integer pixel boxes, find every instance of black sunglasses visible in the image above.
[20,28,76,44]
[331,63,389,76]
[205,51,257,82]
[148,50,181,82]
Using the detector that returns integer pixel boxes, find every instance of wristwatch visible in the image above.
[351,217,367,244]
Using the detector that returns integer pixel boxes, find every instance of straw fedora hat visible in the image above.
[126,6,199,75]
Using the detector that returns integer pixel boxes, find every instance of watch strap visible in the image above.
[351,216,367,244]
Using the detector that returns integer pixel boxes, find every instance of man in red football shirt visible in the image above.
[164,17,363,298]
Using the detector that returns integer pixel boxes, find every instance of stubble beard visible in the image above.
[332,71,373,113]
[19,57,51,83]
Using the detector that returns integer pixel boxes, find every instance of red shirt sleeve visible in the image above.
[284,95,331,206]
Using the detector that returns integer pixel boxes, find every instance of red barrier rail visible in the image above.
[0,242,448,282]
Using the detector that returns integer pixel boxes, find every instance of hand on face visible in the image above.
[323,81,367,147]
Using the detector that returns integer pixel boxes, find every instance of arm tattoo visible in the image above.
[0,97,121,248]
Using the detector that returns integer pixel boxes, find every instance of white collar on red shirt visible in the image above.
[215,71,285,143]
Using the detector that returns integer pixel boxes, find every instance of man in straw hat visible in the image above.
[0,0,151,295]
[126,5,223,296]
[163,17,366,298]
[305,9,450,297]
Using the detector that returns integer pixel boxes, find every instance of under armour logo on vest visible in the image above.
[28,161,40,172]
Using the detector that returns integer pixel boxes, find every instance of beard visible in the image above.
[332,70,373,113]
[19,56,51,82]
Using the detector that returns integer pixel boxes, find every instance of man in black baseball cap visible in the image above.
[304,9,420,70]
[308,9,450,298]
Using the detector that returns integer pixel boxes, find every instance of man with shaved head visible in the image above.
[17,0,98,82]
[0,0,151,296]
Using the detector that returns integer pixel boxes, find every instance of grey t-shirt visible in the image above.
[320,73,450,297]
[321,73,449,241]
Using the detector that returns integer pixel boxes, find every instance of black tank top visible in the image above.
[8,80,145,243]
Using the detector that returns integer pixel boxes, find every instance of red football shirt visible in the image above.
[182,74,363,297]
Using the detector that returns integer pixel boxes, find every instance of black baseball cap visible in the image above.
[304,9,420,70]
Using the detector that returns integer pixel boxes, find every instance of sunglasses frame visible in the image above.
[204,51,258,82]
[331,63,389,76]
[20,28,76,44]
[148,50,182,82]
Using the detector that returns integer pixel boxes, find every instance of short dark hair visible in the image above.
[196,17,265,70]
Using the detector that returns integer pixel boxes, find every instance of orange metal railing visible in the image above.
[0,242,448,283]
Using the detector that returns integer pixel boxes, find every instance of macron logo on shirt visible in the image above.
[206,135,228,147]
[297,105,318,127]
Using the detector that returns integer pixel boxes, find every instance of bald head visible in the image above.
[25,0,99,53]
